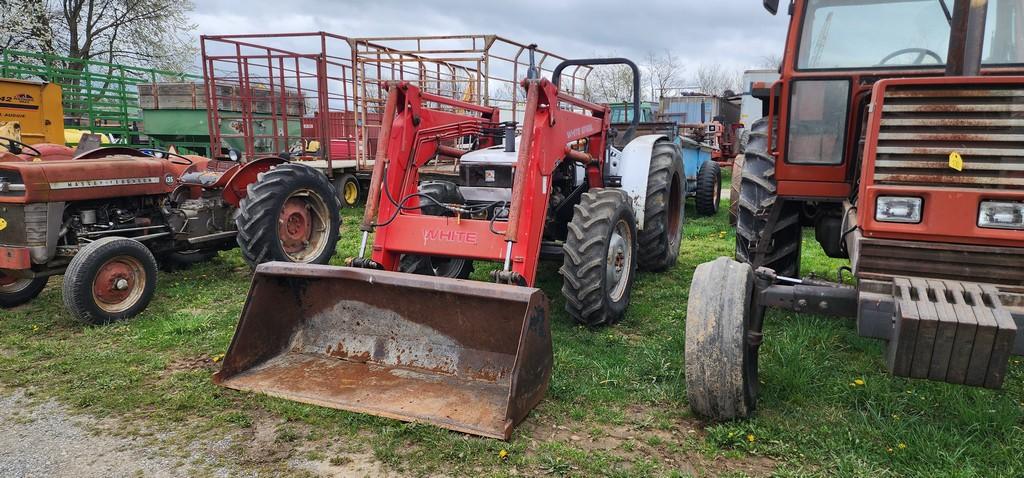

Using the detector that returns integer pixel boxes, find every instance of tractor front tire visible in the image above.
[685,257,759,421]
[735,118,801,277]
[0,274,48,308]
[63,237,158,324]
[638,139,685,272]
[399,255,474,280]
[695,160,722,217]
[236,164,341,267]
[561,189,638,326]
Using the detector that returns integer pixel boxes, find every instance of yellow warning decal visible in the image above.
[948,151,964,171]
[0,218,7,231]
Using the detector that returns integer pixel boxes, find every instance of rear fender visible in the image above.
[616,134,669,229]
[221,156,286,207]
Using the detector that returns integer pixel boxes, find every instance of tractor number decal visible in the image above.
[49,177,162,190]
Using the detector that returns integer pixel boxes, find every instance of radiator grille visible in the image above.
[873,85,1024,189]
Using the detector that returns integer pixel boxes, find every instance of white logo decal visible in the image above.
[49,177,162,190]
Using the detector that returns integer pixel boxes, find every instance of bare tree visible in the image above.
[2,0,196,74]
[758,54,783,70]
[0,1,54,54]
[643,49,683,100]
[584,64,641,104]
[692,63,739,96]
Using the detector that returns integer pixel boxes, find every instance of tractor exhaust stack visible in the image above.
[214,262,551,440]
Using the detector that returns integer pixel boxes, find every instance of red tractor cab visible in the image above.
[686,0,1024,420]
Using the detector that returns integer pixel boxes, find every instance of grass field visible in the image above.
[1,178,1022,477]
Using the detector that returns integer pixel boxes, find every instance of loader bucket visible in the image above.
[214,262,552,440]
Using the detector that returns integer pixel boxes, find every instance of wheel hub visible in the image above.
[279,198,313,253]
[344,181,358,204]
[606,233,626,291]
[93,258,140,306]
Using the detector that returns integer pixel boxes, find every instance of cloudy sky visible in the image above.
[189,0,791,80]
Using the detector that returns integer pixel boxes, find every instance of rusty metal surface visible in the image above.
[871,83,1024,190]
[855,236,1024,287]
[214,262,552,440]
[888,277,1016,388]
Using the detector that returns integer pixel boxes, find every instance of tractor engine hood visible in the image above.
[0,156,180,204]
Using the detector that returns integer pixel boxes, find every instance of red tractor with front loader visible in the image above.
[213,57,687,439]
[686,0,1024,420]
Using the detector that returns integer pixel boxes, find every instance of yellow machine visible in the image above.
[0,78,65,145]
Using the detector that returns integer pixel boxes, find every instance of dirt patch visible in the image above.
[237,409,297,465]
[525,405,778,477]
[291,451,395,478]
[161,353,216,378]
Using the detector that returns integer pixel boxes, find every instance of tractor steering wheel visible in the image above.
[0,136,42,157]
[879,48,943,66]
[140,148,193,166]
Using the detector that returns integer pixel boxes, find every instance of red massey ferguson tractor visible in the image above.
[212,58,687,440]
[0,138,340,323]
[686,0,1024,420]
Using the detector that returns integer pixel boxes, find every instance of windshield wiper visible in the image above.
[939,0,953,25]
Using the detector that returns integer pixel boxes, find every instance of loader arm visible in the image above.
[365,80,611,286]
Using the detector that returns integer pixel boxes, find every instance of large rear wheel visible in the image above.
[735,118,801,277]
[63,237,158,324]
[0,273,48,308]
[561,189,638,326]
[236,164,341,267]
[637,139,684,272]
[685,257,759,420]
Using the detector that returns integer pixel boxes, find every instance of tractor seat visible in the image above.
[179,170,225,187]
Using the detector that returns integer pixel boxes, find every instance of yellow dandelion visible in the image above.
[853,378,865,386]
[886,447,894,453]
[746,434,756,443]
[498,449,509,460]
[32,325,39,331]
[898,442,907,450]
[212,353,225,363]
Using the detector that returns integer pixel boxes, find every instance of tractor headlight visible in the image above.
[978,201,1024,230]
[875,196,922,224]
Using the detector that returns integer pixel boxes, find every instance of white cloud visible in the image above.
[189,0,790,75]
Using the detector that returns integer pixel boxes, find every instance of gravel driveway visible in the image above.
[0,391,182,478]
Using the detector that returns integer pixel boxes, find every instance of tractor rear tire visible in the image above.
[695,160,722,217]
[637,139,684,272]
[399,255,474,280]
[334,173,362,208]
[560,189,638,326]
[236,164,341,267]
[0,274,48,308]
[735,118,801,277]
[728,155,745,226]
[63,237,158,324]
[685,257,759,421]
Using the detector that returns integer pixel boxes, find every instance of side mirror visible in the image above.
[227,148,241,162]
[764,0,779,15]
